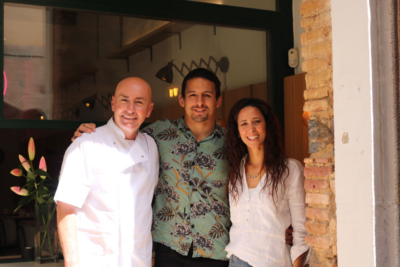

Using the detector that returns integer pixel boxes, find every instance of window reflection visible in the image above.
[4,3,268,122]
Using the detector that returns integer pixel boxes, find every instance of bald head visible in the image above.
[111,77,154,140]
[115,77,152,102]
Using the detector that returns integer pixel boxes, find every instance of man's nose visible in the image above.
[126,101,135,113]
[196,96,205,106]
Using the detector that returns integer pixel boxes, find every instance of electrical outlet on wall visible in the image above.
[288,48,299,68]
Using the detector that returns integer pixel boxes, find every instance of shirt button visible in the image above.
[191,225,195,229]
[247,210,249,212]
[141,155,144,158]
[190,204,193,208]
[248,200,249,203]
[197,143,200,147]
[247,219,248,221]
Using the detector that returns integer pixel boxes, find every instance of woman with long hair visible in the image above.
[224,98,308,267]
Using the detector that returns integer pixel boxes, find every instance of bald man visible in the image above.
[55,78,159,267]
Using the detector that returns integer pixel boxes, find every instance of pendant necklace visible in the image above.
[246,172,259,179]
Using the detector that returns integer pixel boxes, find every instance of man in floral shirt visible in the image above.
[142,68,229,267]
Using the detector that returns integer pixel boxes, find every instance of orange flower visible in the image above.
[10,186,28,196]
[19,155,31,172]
[28,138,35,161]
[10,168,22,177]
[39,157,47,179]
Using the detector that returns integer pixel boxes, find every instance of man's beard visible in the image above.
[191,107,209,122]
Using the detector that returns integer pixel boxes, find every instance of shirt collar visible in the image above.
[107,117,137,140]
[177,116,225,139]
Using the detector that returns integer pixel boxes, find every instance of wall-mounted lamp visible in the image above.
[156,56,230,83]
[82,94,97,110]
[169,88,178,98]
[82,93,113,110]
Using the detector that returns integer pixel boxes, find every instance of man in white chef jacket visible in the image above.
[55,77,159,267]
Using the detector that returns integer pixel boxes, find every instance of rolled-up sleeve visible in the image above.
[287,161,309,265]
[54,138,93,208]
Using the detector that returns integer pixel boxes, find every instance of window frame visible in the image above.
[0,0,294,129]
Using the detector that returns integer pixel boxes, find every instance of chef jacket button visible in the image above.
[191,225,195,228]
[114,142,116,145]
[247,219,248,221]
[141,155,144,158]
[247,210,249,212]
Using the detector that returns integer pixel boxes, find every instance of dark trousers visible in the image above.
[154,243,229,267]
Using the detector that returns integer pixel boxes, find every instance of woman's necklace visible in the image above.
[246,172,259,179]
[246,163,263,179]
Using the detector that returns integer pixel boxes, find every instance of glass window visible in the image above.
[184,0,276,11]
[4,3,267,122]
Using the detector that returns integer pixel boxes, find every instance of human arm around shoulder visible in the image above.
[71,123,96,142]
[57,202,80,267]
[287,159,309,266]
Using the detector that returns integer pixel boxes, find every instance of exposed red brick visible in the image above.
[306,221,329,235]
[304,99,329,112]
[306,207,330,222]
[304,87,329,100]
[300,0,324,17]
[315,158,331,164]
[306,193,330,205]
[305,235,330,249]
[304,158,314,164]
[305,180,330,191]
[304,166,333,177]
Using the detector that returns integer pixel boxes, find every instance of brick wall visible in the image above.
[300,0,337,266]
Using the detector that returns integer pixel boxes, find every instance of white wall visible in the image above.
[292,0,304,74]
[332,0,375,266]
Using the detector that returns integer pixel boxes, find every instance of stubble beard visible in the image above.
[191,112,209,122]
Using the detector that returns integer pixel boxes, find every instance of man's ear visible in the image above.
[216,95,222,109]
[179,95,185,108]
[146,103,154,118]
[111,96,115,112]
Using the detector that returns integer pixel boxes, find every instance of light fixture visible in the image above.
[156,62,173,83]
[156,56,230,83]
[169,88,179,98]
[82,94,97,110]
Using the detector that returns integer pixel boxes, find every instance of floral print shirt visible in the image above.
[142,117,230,261]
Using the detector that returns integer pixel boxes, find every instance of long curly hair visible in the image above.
[225,98,289,204]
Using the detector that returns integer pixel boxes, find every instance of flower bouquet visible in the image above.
[10,138,59,263]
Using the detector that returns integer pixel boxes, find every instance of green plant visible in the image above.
[10,137,58,257]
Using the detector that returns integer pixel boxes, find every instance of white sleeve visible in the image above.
[54,138,93,208]
[287,160,310,265]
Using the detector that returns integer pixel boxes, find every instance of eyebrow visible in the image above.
[186,90,215,94]
[240,117,262,123]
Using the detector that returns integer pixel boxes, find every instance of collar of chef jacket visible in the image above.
[106,117,149,170]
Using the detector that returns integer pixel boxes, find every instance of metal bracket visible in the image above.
[142,46,153,62]
[169,32,182,50]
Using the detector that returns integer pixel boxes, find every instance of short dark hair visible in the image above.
[181,68,221,99]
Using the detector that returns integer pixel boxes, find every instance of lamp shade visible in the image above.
[156,62,173,83]
[82,94,97,110]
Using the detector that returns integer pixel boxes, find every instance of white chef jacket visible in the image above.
[55,118,159,267]
[225,157,309,267]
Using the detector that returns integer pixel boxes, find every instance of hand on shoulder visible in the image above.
[71,123,97,142]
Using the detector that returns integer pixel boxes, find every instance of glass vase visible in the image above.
[34,203,59,263]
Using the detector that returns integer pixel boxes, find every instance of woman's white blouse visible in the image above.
[225,158,309,267]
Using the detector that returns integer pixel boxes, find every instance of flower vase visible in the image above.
[34,204,59,263]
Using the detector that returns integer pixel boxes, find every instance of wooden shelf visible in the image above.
[108,22,193,59]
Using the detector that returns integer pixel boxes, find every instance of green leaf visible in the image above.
[34,169,51,180]
[14,194,35,213]
[46,198,55,204]
[37,197,46,204]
